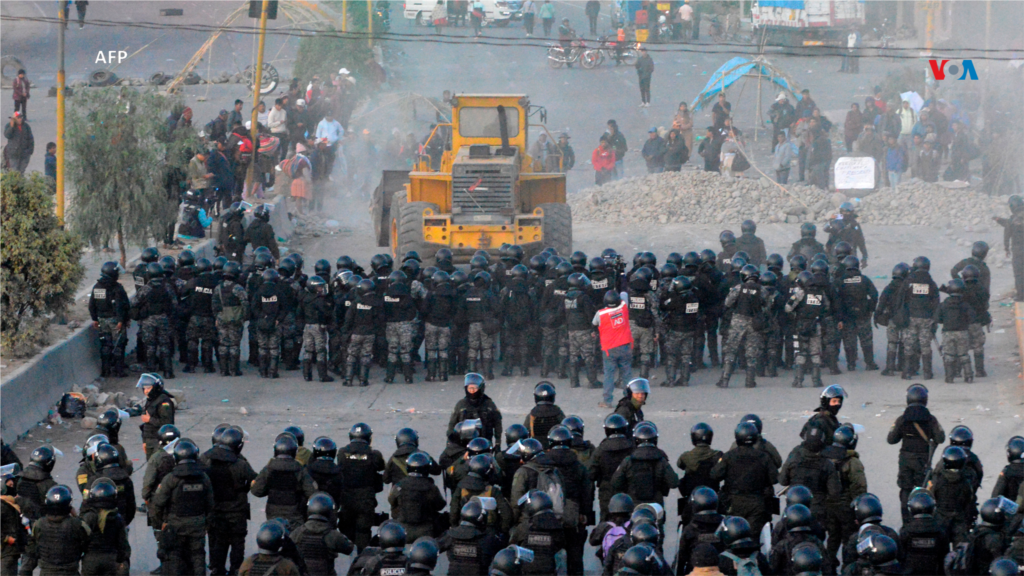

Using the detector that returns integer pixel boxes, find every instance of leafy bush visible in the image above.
[1,172,85,357]
[293,25,374,96]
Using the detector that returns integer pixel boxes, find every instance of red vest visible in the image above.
[598,303,633,353]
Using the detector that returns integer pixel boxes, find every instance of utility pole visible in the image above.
[56,1,67,224]
[342,1,348,32]
[245,0,270,196]
[367,0,374,49]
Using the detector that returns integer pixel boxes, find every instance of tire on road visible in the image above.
[538,202,572,257]
[89,69,118,87]
[1,56,25,89]
[391,191,440,264]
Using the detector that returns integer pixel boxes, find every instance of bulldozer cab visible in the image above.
[372,94,571,264]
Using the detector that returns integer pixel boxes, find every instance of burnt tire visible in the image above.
[538,202,572,257]
[89,69,117,87]
[1,56,25,88]
[392,192,439,263]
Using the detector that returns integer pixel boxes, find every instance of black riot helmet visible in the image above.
[510,264,529,280]
[912,256,931,272]
[892,262,910,280]
[29,446,57,472]
[519,438,544,462]
[528,254,548,274]
[785,504,813,533]
[455,421,482,445]
[690,422,714,446]
[717,516,754,549]
[980,498,1008,527]
[465,372,486,398]
[730,258,747,273]
[470,255,489,272]
[402,250,422,264]
[489,546,531,576]
[521,489,554,518]
[555,261,573,278]
[408,540,440,573]
[786,485,813,508]
[638,251,657,269]
[634,422,658,446]
[261,268,280,283]
[356,278,376,296]
[273,434,298,458]
[312,436,338,460]
[534,382,556,405]
[508,245,525,262]
[608,493,635,516]
[947,278,965,295]
[253,203,271,222]
[473,270,492,288]
[567,272,590,290]
[666,252,684,268]
[307,493,336,521]
[906,383,928,405]
[672,276,693,293]
[96,409,122,436]
[989,559,1020,576]
[44,485,74,516]
[212,256,228,272]
[395,428,419,448]
[604,413,630,437]
[820,384,847,414]
[633,266,654,284]
[741,413,763,434]
[842,256,860,271]
[853,493,884,524]
[621,544,659,575]
[733,251,751,264]
[1010,195,1024,213]
[195,258,212,275]
[833,425,858,450]
[960,264,980,283]
[760,270,778,287]
[691,486,719,515]
[254,252,274,271]
[833,241,853,260]
[173,439,200,464]
[800,222,817,238]
[177,249,196,269]
[387,270,408,286]
[223,261,241,281]
[281,426,304,446]
[719,230,737,246]
[699,249,717,266]
[861,534,898,567]
[431,270,451,286]
[547,425,574,449]
[379,521,407,552]
[971,241,989,260]
[809,259,829,275]
[256,520,286,553]
[839,201,856,217]
[562,416,585,439]
[141,246,161,263]
[314,259,331,277]
[146,262,165,282]
[604,290,622,307]
[343,273,361,291]
[400,259,421,279]
[100,261,119,281]
[630,522,661,546]
[790,254,808,272]
[949,425,974,449]
[1007,436,1024,462]
[735,422,759,446]
[741,219,757,235]
[467,454,494,479]
[307,275,327,295]
[660,263,679,280]
[93,445,119,470]
[505,424,529,446]
[370,253,390,273]
[740,264,759,283]
[219,427,244,453]
[158,424,181,447]
[349,423,373,443]
[336,255,357,272]
[791,543,823,576]
[406,452,433,477]
[682,251,701,272]
[467,437,492,457]
[435,248,453,265]
[766,253,785,272]
[88,478,118,507]
[942,446,967,470]
[285,253,303,271]
[907,491,936,518]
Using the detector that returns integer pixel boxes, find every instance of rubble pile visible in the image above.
[570,170,1010,230]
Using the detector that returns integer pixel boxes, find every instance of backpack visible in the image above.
[720,551,763,576]
[533,465,566,520]
[237,136,254,164]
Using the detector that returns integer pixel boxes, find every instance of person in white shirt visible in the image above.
[267,98,289,160]
[677,1,694,40]
[315,114,345,178]
[255,101,269,128]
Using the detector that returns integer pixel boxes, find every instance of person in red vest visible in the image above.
[593,290,633,408]
[592,136,616,185]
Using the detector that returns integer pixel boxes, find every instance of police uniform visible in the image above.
[898,269,939,379]
[422,282,457,381]
[151,461,216,576]
[626,278,660,377]
[449,474,514,537]
[925,468,977,543]
[719,280,767,388]
[343,290,385,386]
[935,291,975,382]
[500,278,538,376]
[779,437,842,520]
[821,444,868,567]
[20,513,90,575]
[509,510,566,576]
[211,278,248,376]
[695,264,726,368]
[336,440,386,551]
[387,473,446,542]
[141,390,175,458]
[383,281,418,382]
[540,275,570,377]
[200,445,257,575]
[251,279,287,377]
[661,285,703,387]
[289,516,355,576]
[961,277,991,377]
[837,267,879,370]
[711,445,779,536]
[16,467,57,524]
[251,457,317,526]
[887,404,945,522]
[785,280,831,388]
[244,267,266,366]
[184,271,220,372]
[130,276,176,377]
[548,446,595,575]
[438,523,503,576]
[222,213,246,264]
[525,404,566,450]
[875,275,906,376]
[80,500,130,576]
[898,513,949,575]
[676,445,723,525]
[994,206,1024,301]
[88,275,130,378]
[238,552,301,576]
[610,444,679,508]
[297,285,335,381]
[278,277,303,371]
[446,395,503,446]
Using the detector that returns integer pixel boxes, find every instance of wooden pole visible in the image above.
[367,0,374,48]
[245,0,270,196]
[342,0,348,32]
[56,2,66,224]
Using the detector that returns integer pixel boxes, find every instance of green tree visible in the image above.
[293,25,374,95]
[1,172,85,356]
[64,88,202,266]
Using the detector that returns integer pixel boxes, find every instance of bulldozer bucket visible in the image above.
[371,170,411,247]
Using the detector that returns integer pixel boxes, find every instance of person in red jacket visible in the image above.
[592,136,616,185]
[593,290,633,408]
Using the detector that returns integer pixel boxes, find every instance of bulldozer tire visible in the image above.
[391,191,439,263]
[538,202,572,257]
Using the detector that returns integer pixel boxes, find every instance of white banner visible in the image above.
[834,156,875,190]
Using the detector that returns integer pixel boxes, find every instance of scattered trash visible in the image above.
[239,407,248,415]
[222,399,230,403]
[324,220,340,228]
[872,275,888,280]
[994,329,1006,333]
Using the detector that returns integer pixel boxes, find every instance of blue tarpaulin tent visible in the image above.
[690,56,802,112]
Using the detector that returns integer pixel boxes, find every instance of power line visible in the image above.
[3,14,1022,61]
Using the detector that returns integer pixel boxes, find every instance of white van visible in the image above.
[403,0,517,27]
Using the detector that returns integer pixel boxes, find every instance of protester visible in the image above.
[12,69,30,120]
[3,112,34,174]
[592,136,616,185]
[641,128,666,174]
[635,48,655,108]
[773,132,795,184]
[663,129,688,172]
[673,101,695,154]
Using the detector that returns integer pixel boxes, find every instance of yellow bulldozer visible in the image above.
[372,94,572,263]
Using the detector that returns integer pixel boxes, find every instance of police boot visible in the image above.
[791,364,805,388]
[660,364,675,387]
[302,359,314,382]
[468,358,478,375]
[827,357,842,375]
[285,346,300,371]
[709,343,721,367]
[639,361,650,379]
[811,365,824,387]
[99,352,111,378]
[519,352,530,377]
[232,354,243,376]
[961,356,974,383]
[881,350,898,376]
[541,354,552,378]
[317,360,335,383]
[501,358,514,377]
[944,358,956,383]
[715,365,733,388]
[921,355,934,380]
[586,363,600,388]
[163,356,175,380]
[384,362,397,384]
[679,362,692,387]
[248,342,258,365]
[343,363,355,386]
[485,360,495,380]
[270,357,280,379]
[745,368,757,388]
[360,364,371,386]
[202,348,216,373]
[424,360,435,382]
[568,363,581,388]
[973,351,986,377]
[219,354,230,377]
[403,362,414,384]
[184,349,197,373]
[259,354,269,378]
[864,348,879,370]
[557,356,568,379]
[113,353,128,378]
[440,359,449,382]
[901,353,917,380]
[755,358,766,378]
[767,355,778,378]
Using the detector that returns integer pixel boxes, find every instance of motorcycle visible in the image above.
[593,36,638,67]
[547,38,600,69]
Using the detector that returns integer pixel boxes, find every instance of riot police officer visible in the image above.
[898,256,940,379]
[675,487,725,575]
[138,373,175,459]
[238,521,302,576]
[422,270,458,382]
[388,452,446,541]
[837,256,879,371]
[142,425,179,573]
[615,378,648,429]
[298,275,335,382]
[19,485,90,575]
[183,258,219,373]
[711,422,779,536]
[886,383,945,522]
[824,202,868,266]
[589,414,636,521]
[289,493,355,576]
[677,423,723,526]
[626,268,660,379]
[343,279,384,386]
[80,478,130,576]
[736,220,767,266]
[993,195,1024,301]
[251,434,317,526]
[201,426,257,576]
[767,504,829,575]
[131,262,176,378]
[547,425,594,575]
[925,446,977,542]
[336,423,386,551]
[510,491,566,576]
[660,276,703,387]
[717,265,766,389]
[898,491,949,575]
[251,268,287,378]
[349,521,408,576]
[875,262,910,376]
[462,271,500,378]
[788,222,827,263]
[15,446,58,524]
[716,516,771,576]
[151,440,215,576]
[952,240,992,293]
[305,436,345,505]
[992,436,1024,502]
[212,260,248,377]
[89,262,131,378]
[526,382,566,449]
[243,203,280,261]
[90,443,136,525]
[447,373,503,446]
[611,422,678,508]
[439,500,505,576]
[779,427,841,521]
